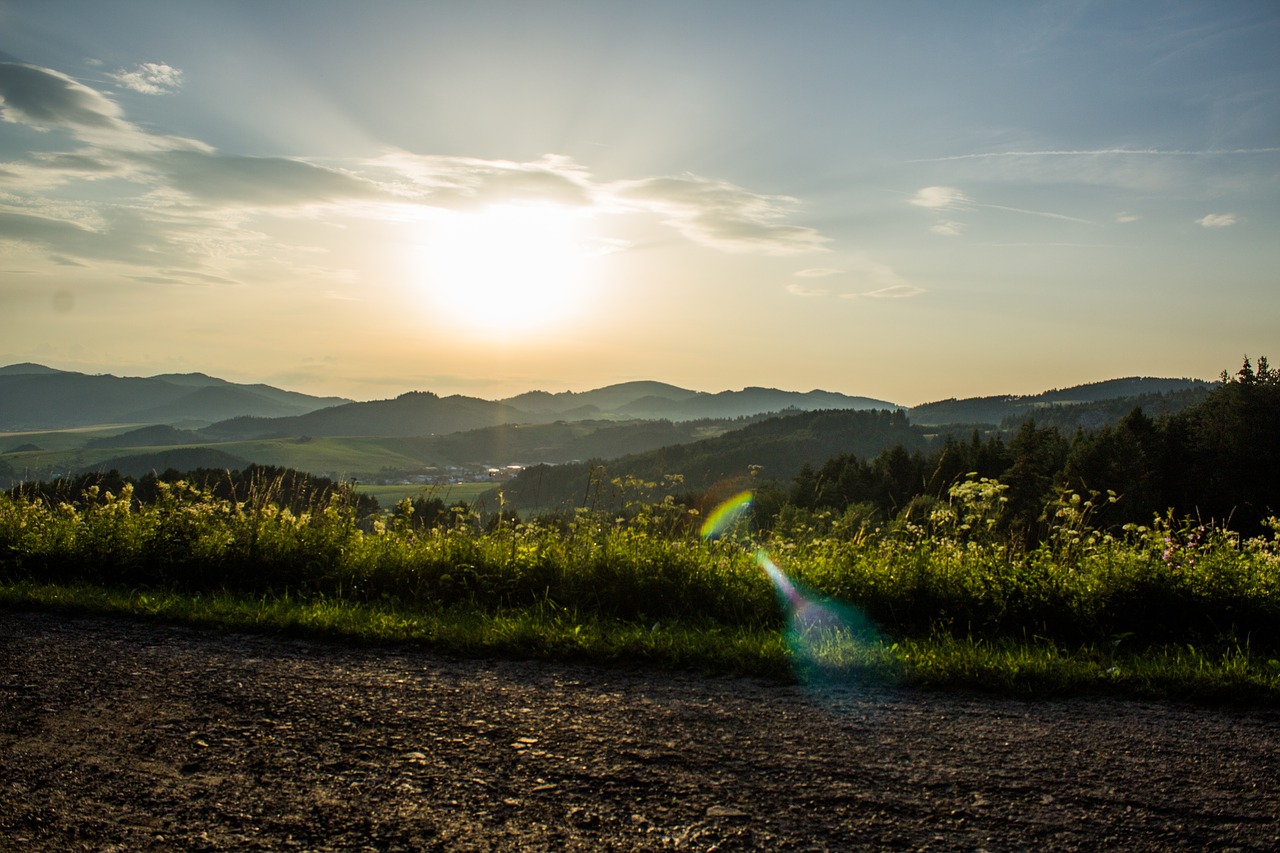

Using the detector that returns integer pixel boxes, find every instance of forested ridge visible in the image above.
[499,358,1279,543]
[762,357,1280,541]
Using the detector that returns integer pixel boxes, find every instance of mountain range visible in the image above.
[0,363,349,431]
[0,364,1217,491]
[0,363,1217,440]
[0,364,900,436]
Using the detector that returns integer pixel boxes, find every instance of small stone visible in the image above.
[705,805,751,819]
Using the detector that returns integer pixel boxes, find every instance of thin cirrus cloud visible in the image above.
[151,150,387,207]
[789,256,921,300]
[0,60,832,276]
[608,174,829,255]
[910,148,1280,195]
[859,284,925,299]
[109,62,183,95]
[370,151,595,210]
[1197,213,1238,228]
[910,184,1091,232]
[786,282,829,297]
[931,220,965,236]
[909,185,972,211]
[913,147,1280,162]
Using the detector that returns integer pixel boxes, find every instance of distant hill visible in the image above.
[204,383,902,441]
[84,425,210,450]
[501,382,897,421]
[0,364,349,430]
[201,391,529,440]
[500,381,700,416]
[79,447,252,479]
[0,362,66,376]
[496,408,924,513]
[615,387,897,420]
[908,377,1214,426]
[996,386,1214,431]
[424,417,757,468]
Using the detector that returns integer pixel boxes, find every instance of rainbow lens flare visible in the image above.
[755,550,881,681]
[701,491,883,684]
[699,490,754,542]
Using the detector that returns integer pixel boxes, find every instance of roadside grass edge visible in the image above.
[4,580,1277,705]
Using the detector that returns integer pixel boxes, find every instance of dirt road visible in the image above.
[2,611,1277,850]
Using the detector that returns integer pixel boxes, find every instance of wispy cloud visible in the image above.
[153,150,386,207]
[110,62,183,95]
[0,61,835,280]
[910,184,1091,233]
[910,146,1280,196]
[370,151,594,209]
[786,257,922,300]
[1197,213,1238,228]
[858,284,925,299]
[786,282,828,297]
[982,203,1093,225]
[0,62,126,131]
[909,186,971,210]
[913,147,1280,162]
[1115,212,1142,223]
[609,174,828,255]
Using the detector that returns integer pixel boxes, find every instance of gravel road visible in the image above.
[2,611,1278,850]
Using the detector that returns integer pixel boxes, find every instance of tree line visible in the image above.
[760,357,1279,541]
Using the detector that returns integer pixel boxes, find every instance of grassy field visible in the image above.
[1,430,489,487]
[355,481,496,508]
[1,478,1278,702]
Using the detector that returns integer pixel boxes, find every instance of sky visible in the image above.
[1,1,1277,406]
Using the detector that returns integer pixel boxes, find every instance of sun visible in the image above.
[419,202,596,334]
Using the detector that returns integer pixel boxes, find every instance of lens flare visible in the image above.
[699,490,754,541]
[755,550,880,681]
[701,492,883,685]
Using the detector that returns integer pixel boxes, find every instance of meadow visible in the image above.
[2,471,1277,703]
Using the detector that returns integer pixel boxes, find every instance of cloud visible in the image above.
[371,151,594,209]
[909,186,971,211]
[785,258,922,300]
[110,62,183,95]
[1197,213,1238,228]
[0,62,205,154]
[0,61,836,278]
[915,147,1280,162]
[982,203,1093,225]
[609,174,828,255]
[0,62,126,131]
[786,282,828,297]
[911,184,1092,233]
[859,284,926,298]
[0,205,218,268]
[908,147,1280,196]
[1115,212,1141,223]
[154,150,387,207]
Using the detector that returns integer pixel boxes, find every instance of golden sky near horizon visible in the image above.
[1,1,1277,405]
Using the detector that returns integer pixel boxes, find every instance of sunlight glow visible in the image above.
[419,203,596,334]
[701,490,883,685]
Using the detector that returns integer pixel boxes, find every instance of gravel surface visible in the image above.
[2,611,1278,851]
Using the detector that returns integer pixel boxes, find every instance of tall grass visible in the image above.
[2,477,1279,699]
